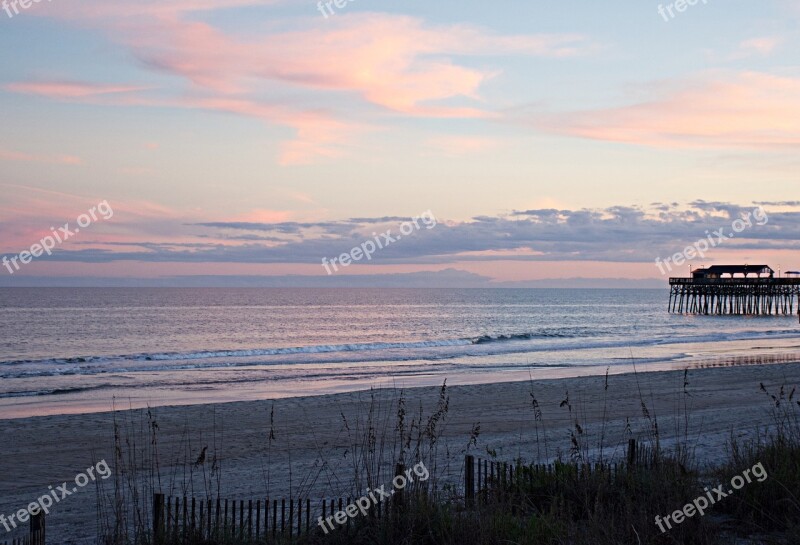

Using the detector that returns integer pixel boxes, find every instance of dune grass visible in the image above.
[96,372,800,545]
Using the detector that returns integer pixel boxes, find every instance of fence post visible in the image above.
[30,511,45,545]
[394,463,405,512]
[464,455,475,507]
[152,494,164,544]
[626,439,637,469]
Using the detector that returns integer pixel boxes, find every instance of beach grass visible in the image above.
[92,372,800,545]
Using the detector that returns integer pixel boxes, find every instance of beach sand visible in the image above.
[1,361,799,544]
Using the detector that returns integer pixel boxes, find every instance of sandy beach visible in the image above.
[1,361,799,544]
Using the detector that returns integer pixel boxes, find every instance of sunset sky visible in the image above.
[1,0,799,286]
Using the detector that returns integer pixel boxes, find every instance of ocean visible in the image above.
[1,287,799,418]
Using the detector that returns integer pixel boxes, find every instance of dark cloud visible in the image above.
[5,202,800,266]
[753,201,800,207]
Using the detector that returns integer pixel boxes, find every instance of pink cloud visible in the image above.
[535,72,800,150]
[0,192,207,251]
[188,97,362,164]
[231,209,295,223]
[0,148,82,165]
[121,13,588,115]
[6,84,361,165]
[5,81,148,98]
[27,0,274,22]
[13,2,593,163]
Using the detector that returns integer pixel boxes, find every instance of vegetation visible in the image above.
[96,374,800,545]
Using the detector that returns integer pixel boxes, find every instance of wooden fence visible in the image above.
[463,439,654,503]
[0,512,45,545]
[151,442,653,543]
[153,493,406,543]
[464,455,625,502]
[153,464,411,543]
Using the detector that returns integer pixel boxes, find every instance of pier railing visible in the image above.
[668,277,800,315]
[669,277,800,286]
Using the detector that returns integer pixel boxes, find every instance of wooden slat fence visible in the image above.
[152,492,404,544]
[151,444,654,543]
[153,466,413,543]
[0,512,45,545]
[0,539,29,545]
[0,537,30,545]
[463,439,654,504]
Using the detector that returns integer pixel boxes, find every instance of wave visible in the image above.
[471,331,584,344]
[2,327,799,379]
[0,385,112,399]
[0,339,474,368]
[0,328,612,369]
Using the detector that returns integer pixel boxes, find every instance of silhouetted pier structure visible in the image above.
[669,265,800,316]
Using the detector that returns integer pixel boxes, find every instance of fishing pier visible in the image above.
[668,265,800,316]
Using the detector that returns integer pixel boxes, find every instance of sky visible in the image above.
[0,0,799,286]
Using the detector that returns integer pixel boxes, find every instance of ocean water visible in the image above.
[1,287,799,418]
